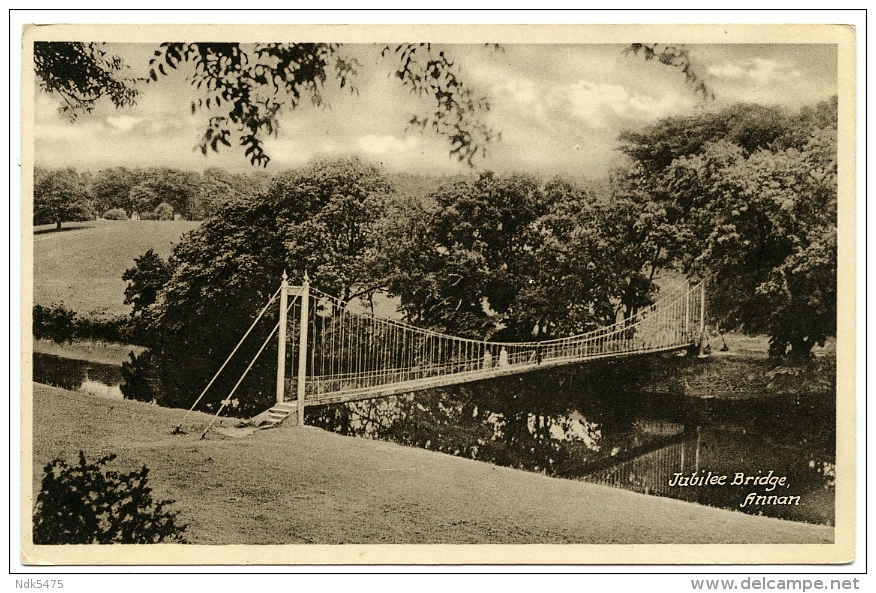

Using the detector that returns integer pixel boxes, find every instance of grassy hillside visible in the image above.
[28,383,833,549]
[32,220,201,315]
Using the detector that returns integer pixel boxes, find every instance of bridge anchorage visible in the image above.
[184,273,707,436]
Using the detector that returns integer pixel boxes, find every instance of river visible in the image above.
[32,352,835,526]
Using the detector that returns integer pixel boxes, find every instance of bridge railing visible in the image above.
[275,280,705,405]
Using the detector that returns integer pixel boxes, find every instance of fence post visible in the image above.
[275,271,289,404]
[297,272,310,426]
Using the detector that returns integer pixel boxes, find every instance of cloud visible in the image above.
[34,122,101,140]
[707,58,802,83]
[358,135,419,155]
[106,115,143,132]
[560,81,679,127]
[497,77,538,105]
[262,137,313,166]
[491,76,548,119]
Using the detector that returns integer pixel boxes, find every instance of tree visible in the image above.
[382,173,552,339]
[266,158,392,302]
[154,202,174,220]
[32,303,76,344]
[139,168,201,219]
[381,172,655,341]
[122,248,171,323]
[195,168,267,219]
[615,100,837,356]
[92,166,136,214]
[127,183,158,217]
[130,157,392,413]
[33,167,94,229]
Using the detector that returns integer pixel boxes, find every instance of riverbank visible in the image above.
[641,334,836,399]
[32,338,144,366]
[28,383,834,551]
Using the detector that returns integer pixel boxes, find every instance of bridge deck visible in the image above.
[297,341,694,406]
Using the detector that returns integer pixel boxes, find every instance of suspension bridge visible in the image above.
[187,275,706,434]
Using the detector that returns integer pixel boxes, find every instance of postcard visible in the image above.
[19,22,856,565]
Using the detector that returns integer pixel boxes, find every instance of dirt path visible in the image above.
[28,384,834,547]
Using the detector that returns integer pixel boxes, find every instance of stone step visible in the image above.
[256,402,298,429]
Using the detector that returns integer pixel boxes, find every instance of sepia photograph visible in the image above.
[18,21,856,566]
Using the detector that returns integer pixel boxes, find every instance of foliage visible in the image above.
[33,451,186,544]
[624,43,714,102]
[154,202,174,221]
[102,207,128,220]
[137,168,201,218]
[382,173,552,338]
[33,42,139,119]
[128,184,159,217]
[383,44,498,165]
[121,350,160,403]
[264,158,392,301]
[47,165,272,221]
[34,167,95,229]
[33,303,134,345]
[615,99,837,356]
[72,310,132,344]
[128,158,392,413]
[35,41,496,168]
[382,173,662,341]
[195,167,268,218]
[122,248,171,331]
[32,303,77,344]
[92,167,137,214]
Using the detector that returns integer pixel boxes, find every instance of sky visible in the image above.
[32,42,838,180]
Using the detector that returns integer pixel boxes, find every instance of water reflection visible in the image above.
[33,353,124,399]
[306,360,835,525]
[31,352,835,525]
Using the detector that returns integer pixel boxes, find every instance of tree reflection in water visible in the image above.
[307,356,835,525]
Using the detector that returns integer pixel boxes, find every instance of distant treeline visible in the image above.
[32,164,535,230]
[33,166,274,227]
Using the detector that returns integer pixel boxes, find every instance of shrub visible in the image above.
[154,202,174,221]
[33,305,137,345]
[103,208,128,220]
[121,350,160,403]
[33,303,76,344]
[33,452,187,544]
[74,311,133,344]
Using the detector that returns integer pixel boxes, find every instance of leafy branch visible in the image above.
[382,43,499,166]
[624,43,714,102]
[34,42,141,119]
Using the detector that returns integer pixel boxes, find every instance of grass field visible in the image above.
[32,220,201,315]
[28,383,834,551]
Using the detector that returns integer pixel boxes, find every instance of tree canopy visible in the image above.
[615,98,837,356]
[33,167,94,229]
[125,157,392,412]
[381,172,664,341]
